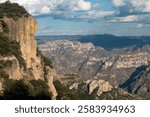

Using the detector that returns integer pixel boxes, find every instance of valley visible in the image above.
[39,38,150,99]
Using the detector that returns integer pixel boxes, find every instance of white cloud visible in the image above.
[109,0,150,24]
[0,0,92,15]
[78,11,114,20]
[111,0,125,7]
[143,1,150,12]
[111,0,150,13]
[0,0,114,22]
[109,15,140,23]
[72,0,91,11]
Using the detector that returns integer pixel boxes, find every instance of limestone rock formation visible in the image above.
[3,16,45,80]
[4,16,37,67]
[88,79,113,96]
[0,56,22,79]
[69,82,79,90]
[45,66,58,99]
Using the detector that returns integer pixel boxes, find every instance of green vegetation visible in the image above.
[53,80,140,100]
[0,70,9,79]
[0,60,12,68]
[30,79,51,99]
[54,80,78,100]
[37,48,53,69]
[0,60,11,79]
[37,48,53,81]
[140,93,150,100]
[41,54,53,69]
[0,35,26,69]
[0,20,9,33]
[98,88,137,100]
[0,1,29,20]
[1,79,51,100]
[42,55,53,81]
[53,80,99,100]
[3,79,31,99]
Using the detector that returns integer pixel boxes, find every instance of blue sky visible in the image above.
[1,0,150,36]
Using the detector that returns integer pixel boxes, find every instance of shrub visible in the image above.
[54,80,78,100]
[41,54,53,69]
[37,48,53,81]
[0,20,9,33]
[0,35,26,69]
[3,79,31,99]
[0,1,29,20]
[0,70,9,79]
[30,79,51,99]
[0,60,12,68]
[1,79,52,100]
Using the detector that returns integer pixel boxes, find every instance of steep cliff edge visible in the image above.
[3,16,44,80]
[120,63,150,95]
[0,1,57,99]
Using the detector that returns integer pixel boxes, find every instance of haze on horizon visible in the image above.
[1,0,150,36]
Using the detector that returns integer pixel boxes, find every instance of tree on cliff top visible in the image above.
[0,1,29,20]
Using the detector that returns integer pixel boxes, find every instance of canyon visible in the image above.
[39,39,150,97]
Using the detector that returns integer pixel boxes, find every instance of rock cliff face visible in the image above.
[0,3,58,99]
[46,66,58,100]
[0,56,22,79]
[3,16,44,80]
[120,63,150,95]
[88,79,113,96]
[4,16,37,67]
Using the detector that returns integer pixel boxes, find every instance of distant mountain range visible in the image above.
[36,34,150,50]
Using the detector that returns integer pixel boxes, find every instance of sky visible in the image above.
[1,0,150,36]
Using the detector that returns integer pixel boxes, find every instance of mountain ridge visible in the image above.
[36,34,150,50]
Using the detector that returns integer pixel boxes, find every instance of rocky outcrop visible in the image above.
[45,66,58,100]
[88,79,113,96]
[115,52,150,68]
[69,82,79,90]
[0,56,22,79]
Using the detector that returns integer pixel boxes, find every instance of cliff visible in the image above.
[3,16,45,80]
[0,2,57,99]
[120,63,150,95]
